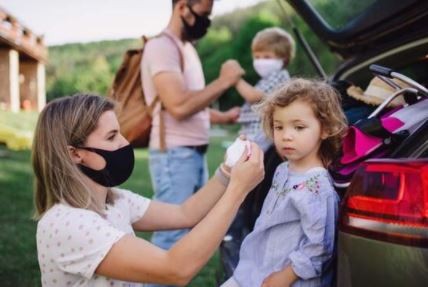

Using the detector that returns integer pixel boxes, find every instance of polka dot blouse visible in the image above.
[36,188,150,286]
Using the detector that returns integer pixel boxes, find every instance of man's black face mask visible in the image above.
[181,4,211,41]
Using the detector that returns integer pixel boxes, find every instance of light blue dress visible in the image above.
[233,162,339,287]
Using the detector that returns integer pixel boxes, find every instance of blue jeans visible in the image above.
[146,147,208,287]
[148,146,208,242]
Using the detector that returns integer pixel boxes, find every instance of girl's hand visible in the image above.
[262,270,290,287]
[229,141,264,196]
[262,266,298,287]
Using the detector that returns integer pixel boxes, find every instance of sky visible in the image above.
[0,0,266,46]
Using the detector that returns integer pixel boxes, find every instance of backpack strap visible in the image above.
[145,32,184,152]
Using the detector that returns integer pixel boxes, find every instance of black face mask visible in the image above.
[181,5,211,41]
[77,144,135,187]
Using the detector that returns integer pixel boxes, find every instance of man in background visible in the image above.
[141,2,243,284]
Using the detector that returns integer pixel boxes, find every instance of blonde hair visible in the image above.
[32,94,116,219]
[258,78,348,167]
[252,27,296,66]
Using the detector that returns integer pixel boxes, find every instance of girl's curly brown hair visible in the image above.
[256,78,348,167]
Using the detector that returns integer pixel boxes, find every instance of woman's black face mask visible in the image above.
[77,144,135,187]
[181,4,211,41]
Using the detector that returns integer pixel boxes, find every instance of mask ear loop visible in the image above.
[75,146,95,152]
[187,4,199,18]
[75,146,107,155]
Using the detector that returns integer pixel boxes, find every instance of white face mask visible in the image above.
[253,58,283,78]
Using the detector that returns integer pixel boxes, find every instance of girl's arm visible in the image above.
[287,191,338,280]
[236,79,265,104]
[96,143,264,286]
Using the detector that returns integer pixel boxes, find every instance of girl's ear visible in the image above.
[321,128,329,140]
[67,146,83,164]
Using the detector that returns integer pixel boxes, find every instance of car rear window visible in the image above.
[307,0,377,29]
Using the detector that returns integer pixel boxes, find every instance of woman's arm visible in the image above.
[133,139,250,232]
[236,79,265,104]
[132,174,228,232]
[96,143,264,286]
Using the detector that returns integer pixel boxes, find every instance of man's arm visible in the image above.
[153,60,244,121]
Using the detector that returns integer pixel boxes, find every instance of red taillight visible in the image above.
[340,159,428,245]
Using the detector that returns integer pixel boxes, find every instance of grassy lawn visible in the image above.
[0,132,234,286]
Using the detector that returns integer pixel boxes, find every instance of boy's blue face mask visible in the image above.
[76,144,134,187]
[181,4,211,41]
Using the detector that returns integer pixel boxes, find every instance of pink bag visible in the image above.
[331,99,428,189]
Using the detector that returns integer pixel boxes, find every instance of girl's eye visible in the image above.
[295,126,305,131]
[108,134,116,141]
[274,126,282,130]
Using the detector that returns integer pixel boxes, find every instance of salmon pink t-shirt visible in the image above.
[141,30,210,149]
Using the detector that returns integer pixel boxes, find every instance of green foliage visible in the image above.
[46,39,140,101]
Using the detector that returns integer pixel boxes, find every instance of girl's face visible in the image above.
[79,110,128,170]
[272,100,326,170]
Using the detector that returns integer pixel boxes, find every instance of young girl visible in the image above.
[33,93,264,286]
[221,78,347,287]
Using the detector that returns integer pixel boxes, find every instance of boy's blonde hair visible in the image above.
[258,78,348,166]
[252,27,296,66]
[32,94,116,219]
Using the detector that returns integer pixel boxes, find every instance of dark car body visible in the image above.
[220,1,428,286]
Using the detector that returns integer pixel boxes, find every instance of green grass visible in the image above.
[0,133,233,286]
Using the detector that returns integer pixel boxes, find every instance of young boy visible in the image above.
[236,27,295,151]
[231,27,296,234]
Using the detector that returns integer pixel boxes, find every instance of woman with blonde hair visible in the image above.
[33,93,264,286]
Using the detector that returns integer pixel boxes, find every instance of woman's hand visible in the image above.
[229,141,264,196]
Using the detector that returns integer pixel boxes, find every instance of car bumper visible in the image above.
[337,231,428,287]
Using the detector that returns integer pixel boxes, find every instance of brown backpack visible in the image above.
[108,34,182,149]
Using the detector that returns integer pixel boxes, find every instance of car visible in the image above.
[220,0,428,286]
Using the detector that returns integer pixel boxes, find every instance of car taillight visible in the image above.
[340,159,428,246]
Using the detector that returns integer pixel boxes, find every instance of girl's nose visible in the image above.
[282,129,293,141]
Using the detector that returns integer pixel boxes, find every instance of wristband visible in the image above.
[220,163,231,177]
[215,164,231,187]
